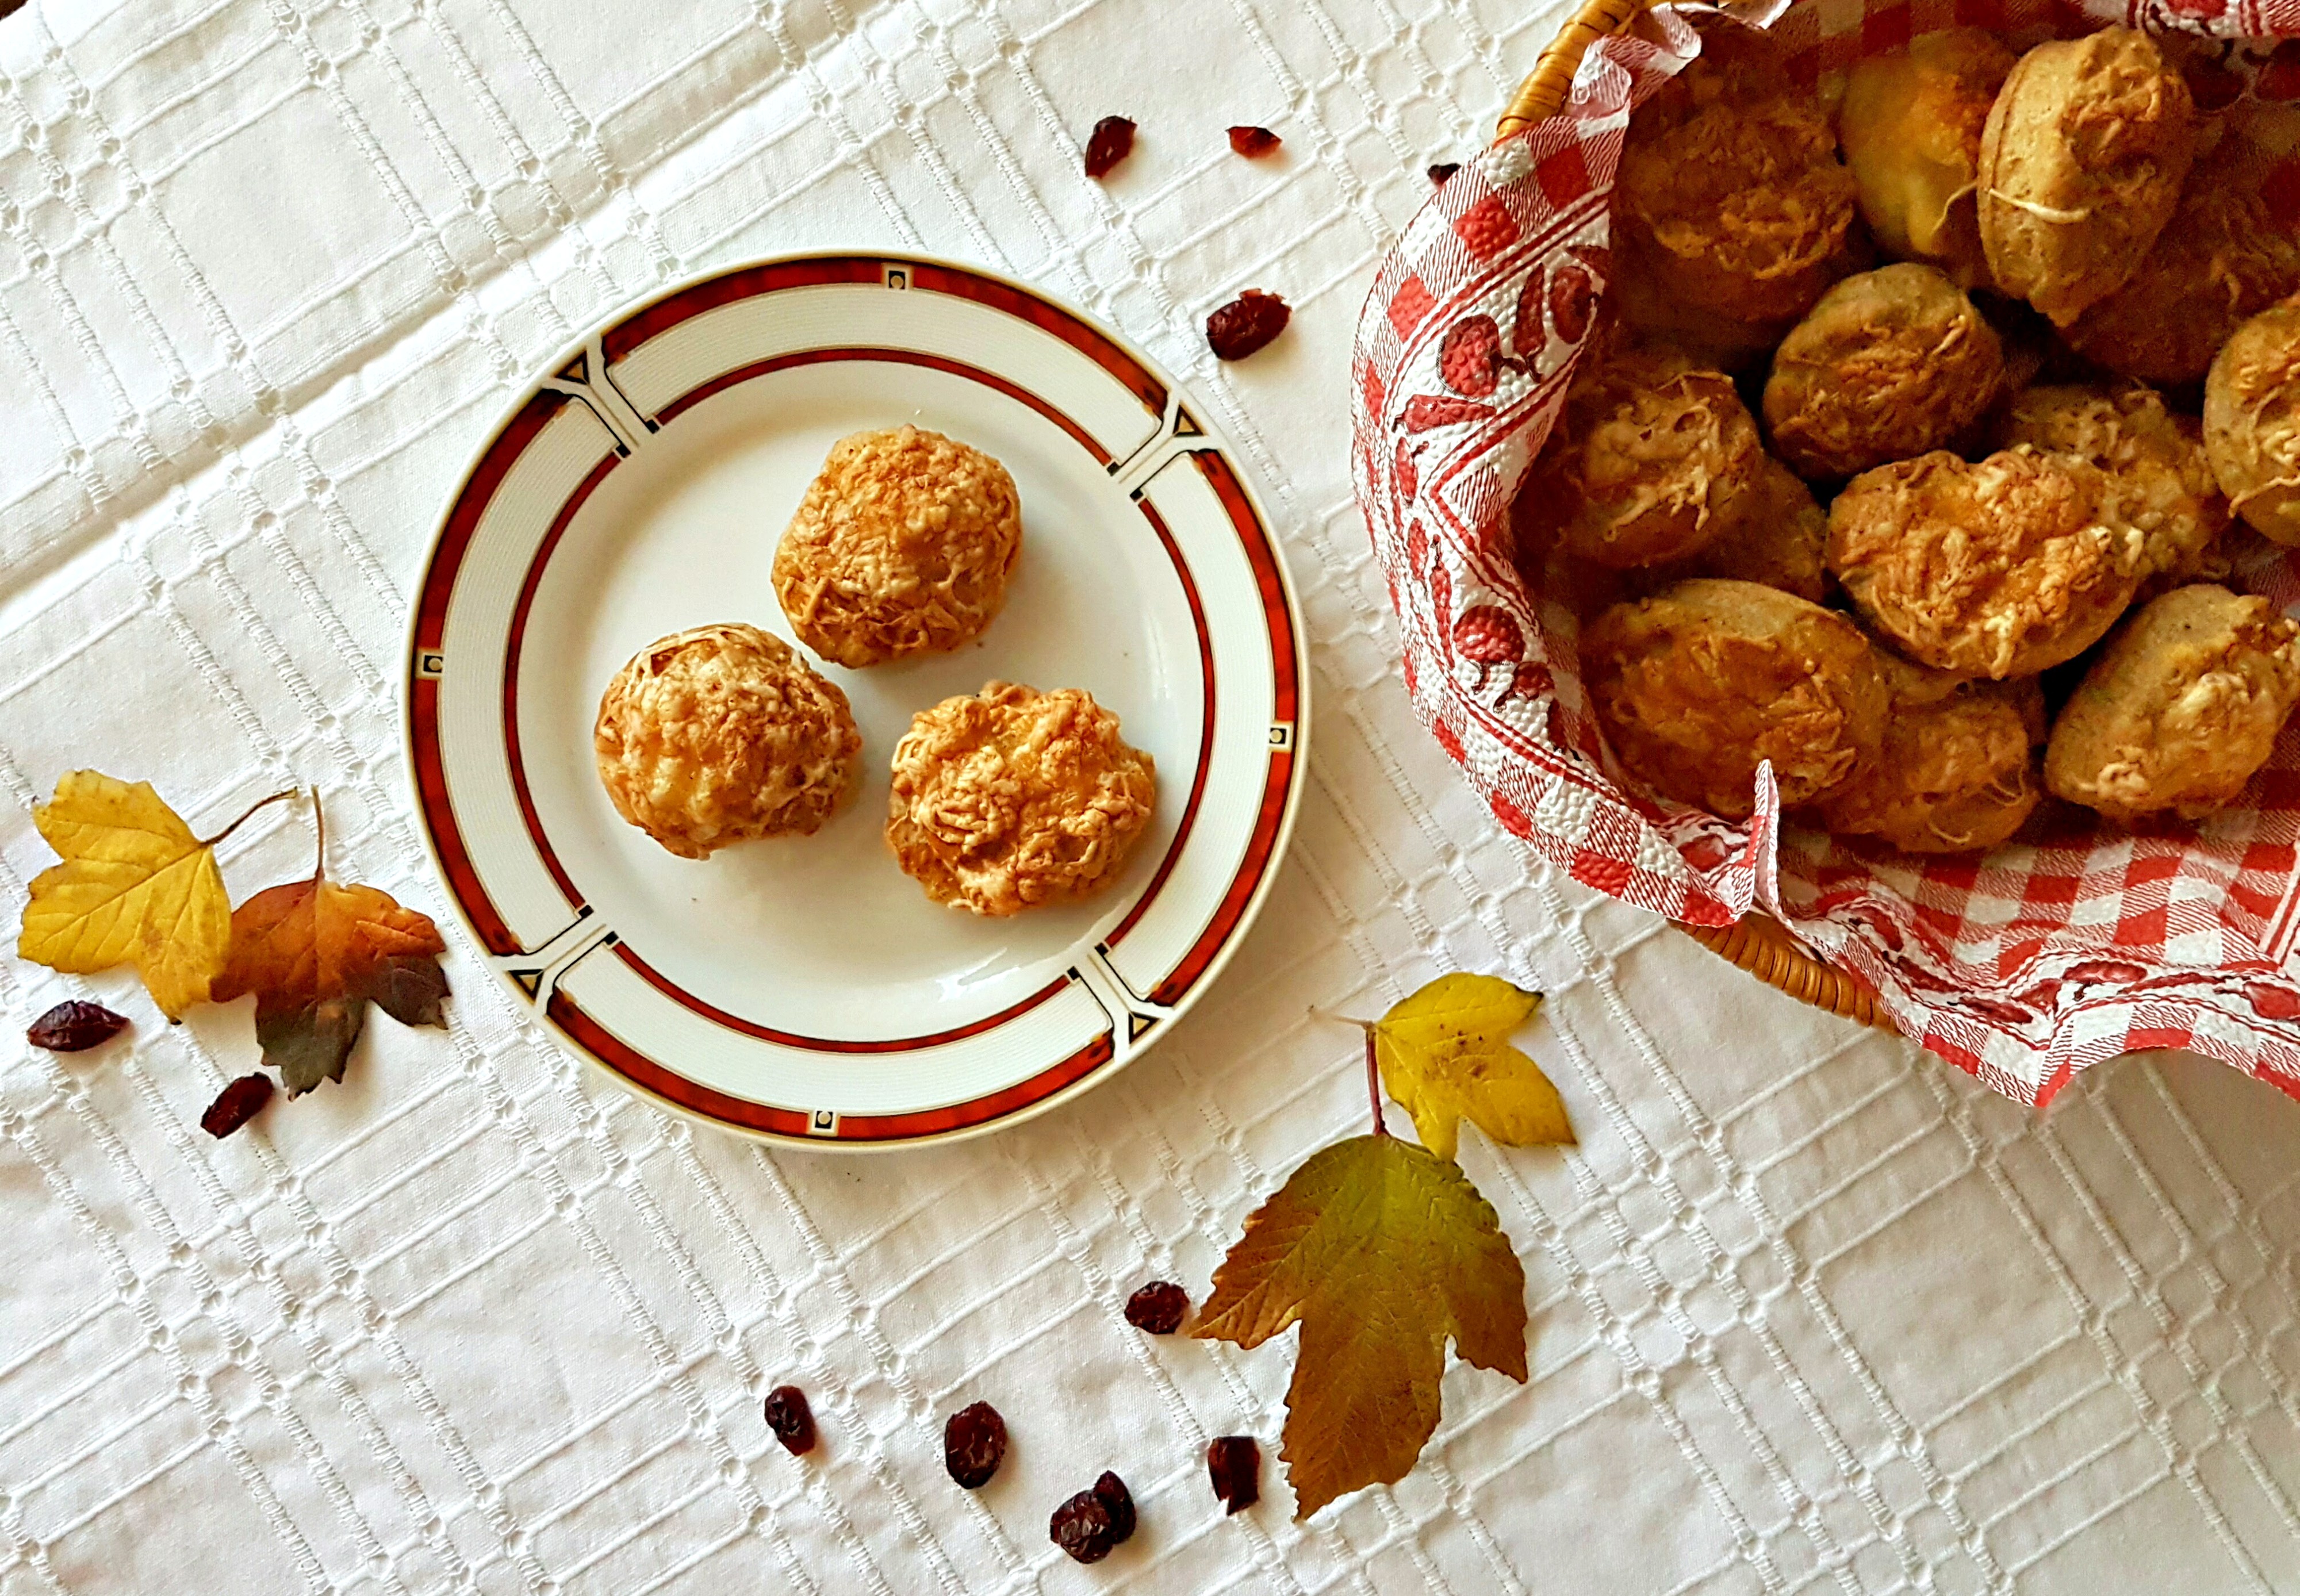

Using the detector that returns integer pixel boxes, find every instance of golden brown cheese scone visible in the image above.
[1828,447,2145,677]
[773,425,1023,667]
[1978,27,2198,327]
[2045,584,2300,822]
[1683,453,1830,601]
[2204,298,2300,546]
[886,682,1155,916]
[1816,653,2044,853]
[1838,29,2018,289]
[2003,383,2229,587]
[1524,345,1766,569]
[1632,453,1829,602]
[1615,20,1865,332]
[595,623,861,859]
[2065,104,2300,383]
[1611,236,1785,374]
[1582,578,1887,818]
[1763,264,2004,480]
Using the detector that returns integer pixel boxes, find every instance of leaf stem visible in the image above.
[310,787,327,882]
[199,788,298,849]
[1311,1007,1390,1135]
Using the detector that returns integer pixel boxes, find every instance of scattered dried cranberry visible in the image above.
[26,1000,129,1053]
[944,1401,1007,1488]
[201,1073,273,1138]
[1093,1470,1136,1544]
[1125,1280,1189,1334]
[1084,116,1136,179]
[1228,125,1281,159]
[1428,162,1461,186]
[1207,1435,1259,1514]
[1206,290,1290,362]
[764,1385,816,1456]
[1051,1487,1118,1563]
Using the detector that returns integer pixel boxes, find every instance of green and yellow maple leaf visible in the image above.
[1190,1134,1528,1518]
[1370,972,1573,1161]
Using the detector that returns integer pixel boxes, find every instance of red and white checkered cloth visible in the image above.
[1352,0,2300,1105]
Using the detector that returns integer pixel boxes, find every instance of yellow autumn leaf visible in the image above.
[1190,1134,1528,1518]
[17,773,285,1020]
[1372,972,1573,1161]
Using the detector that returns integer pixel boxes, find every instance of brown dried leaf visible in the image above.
[213,806,448,1096]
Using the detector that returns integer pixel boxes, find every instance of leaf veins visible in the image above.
[213,798,448,1096]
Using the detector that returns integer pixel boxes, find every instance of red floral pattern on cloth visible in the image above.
[1352,0,2300,1106]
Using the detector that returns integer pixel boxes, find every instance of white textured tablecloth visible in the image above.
[2,0,2298,1591]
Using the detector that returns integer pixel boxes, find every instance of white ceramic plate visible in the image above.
[404,254,1308,1149]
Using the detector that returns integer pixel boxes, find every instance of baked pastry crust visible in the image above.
[1827,447,2144,678]
[1977,26,2198,326]
[1615,20,1864,331]
[1763,264,2004,481]
[2045,584,2300,822]
[1838,28,2017,290]
[886,681,1156,916]
[1527,345,1766,570]
[1630,453,1829,603]
[1816,653,2044,853]
[594,623,861,859]
[1582,578,1887,818]
[2065,105,2300,383]
[2204,298,2300,546]
[2004,383,2228,588]
[773,425,1023,667]
[1611,235,1785,374]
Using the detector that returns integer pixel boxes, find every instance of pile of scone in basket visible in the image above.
[1513,17,2300,852]
[591,426,1157,917]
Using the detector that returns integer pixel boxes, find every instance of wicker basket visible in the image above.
[1494,0,1891,1033]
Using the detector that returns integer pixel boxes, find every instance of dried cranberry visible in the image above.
[1207,1435,1259,1514]
[26,1000,129,1053]
[1124,1280,1188,1334]
[944,1401,1007,1488]
[1084,116,1136,179]
[1093,1470,1136,1543]
[1428,162,1460,186]
[1228,125,1281,158]
[1206,290,1290,361]
[201,1073,273,1138]
[1050,1488,1118,1563]
[764,1385,816,1456]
